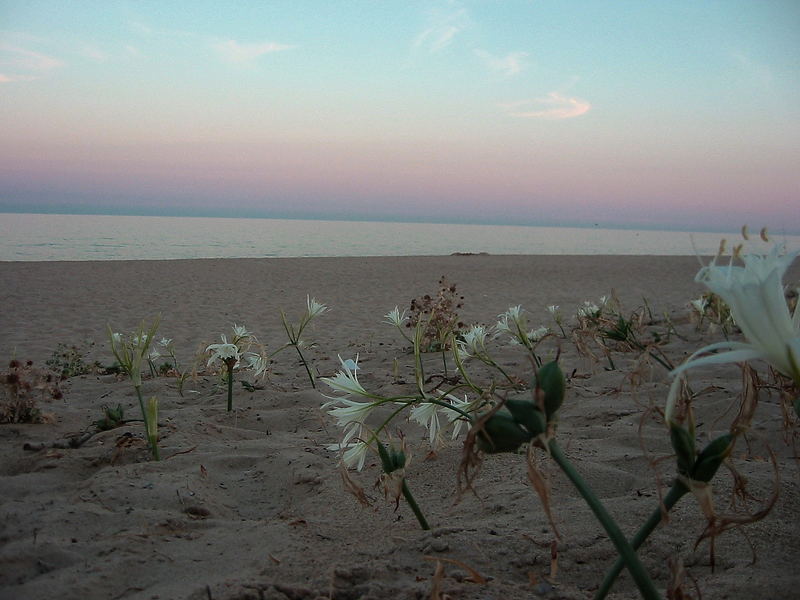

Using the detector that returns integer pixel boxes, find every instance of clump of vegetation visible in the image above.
[46,342,99,380]
[407,276,465,351]
[1,359,62,424]
[92,403,126,431]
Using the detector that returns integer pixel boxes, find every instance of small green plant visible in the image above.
[46,342,96,379]
[1,359,62,424]
[107,317,162,460]
[92,403,126,431]
[276,296,328,388]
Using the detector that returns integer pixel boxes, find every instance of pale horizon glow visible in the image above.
[1,1,798,233]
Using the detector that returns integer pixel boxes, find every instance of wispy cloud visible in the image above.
[412,5,469,53]
[212,39,294,65]
[475,49,527,77]
[0,43,63,82]
[500,92,591,119]
[0,43,63,71]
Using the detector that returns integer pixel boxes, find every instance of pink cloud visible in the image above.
[500,92,591,119]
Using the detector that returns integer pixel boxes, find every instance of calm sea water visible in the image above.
[1,213,796,261]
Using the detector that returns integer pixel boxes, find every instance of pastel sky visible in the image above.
[1,1,798,232]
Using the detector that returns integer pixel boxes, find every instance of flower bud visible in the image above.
[477,410,532,453]
[533,361,565,421]
[505,397,547,437]
[669,422,696,476]
[690,433,734,483]
[145,396,158,445]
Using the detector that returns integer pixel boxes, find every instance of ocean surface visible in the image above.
[1,213,796,261]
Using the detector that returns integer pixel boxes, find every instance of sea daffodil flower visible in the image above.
[666,242,800,422]
[320,355,370,399]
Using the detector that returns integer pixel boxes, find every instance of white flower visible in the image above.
[306,296,328,319]
[244,352,269,377]
[148,349,161,362]
[327,398,376,443]
[546,305,559,315]
[111,332,123,344]
[690,297,708,314]
[666,242,800,422]
[528,326,550,342]
[158,337,172,348]
[577,301,600,319]
[341,441,370,470]
[461,324,489,355]
[384,306,407,327]
[497,305,524,334]
[319,355,369,399]
[410,401,442,447]
[232,324,251,340]
[442,394,476,440]
[206,336,240,367]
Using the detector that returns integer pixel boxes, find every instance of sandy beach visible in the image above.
[1,255,798,600]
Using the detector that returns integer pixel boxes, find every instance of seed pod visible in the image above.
[505,397,547,437]
[669,422,695,476]
[477,410,533,453]
[376,439,406,474]
[690,433,734,483]
[533,361,565,421]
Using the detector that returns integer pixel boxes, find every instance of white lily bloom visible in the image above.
[148,349,161,361]
[495,315,512,335]
[384,306,407,327]
[528,326,550,342]
[232,324,251,340]
[455,340,473,362]
[666,242,800,422]
[546,305,559,315]
[306,295,329,319]
[319,355,369,398]
[341,441,370,470]
[577,301,600,319]
[462,324,489,355]
[443,394,476,440]
[410,401,442,447]
[327,398,375,429]
[244,352,269,377]
[158,337,172,348]
[206,336,240,367]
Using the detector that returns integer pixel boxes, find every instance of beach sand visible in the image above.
[1,255,798,600]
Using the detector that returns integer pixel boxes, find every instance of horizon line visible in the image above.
[1,206,798,237]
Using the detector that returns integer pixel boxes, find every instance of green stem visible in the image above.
[548,440,661,600]
[226,366,234,411]
[292,343,316,388]
[134,386,159,460]
[401,480,430,530]
[595,481,688,599]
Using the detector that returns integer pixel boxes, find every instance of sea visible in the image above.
[1,213,797,262]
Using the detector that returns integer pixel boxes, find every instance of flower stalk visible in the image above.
[108,316,161,460]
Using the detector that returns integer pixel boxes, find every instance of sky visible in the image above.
[1,0,798,233]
